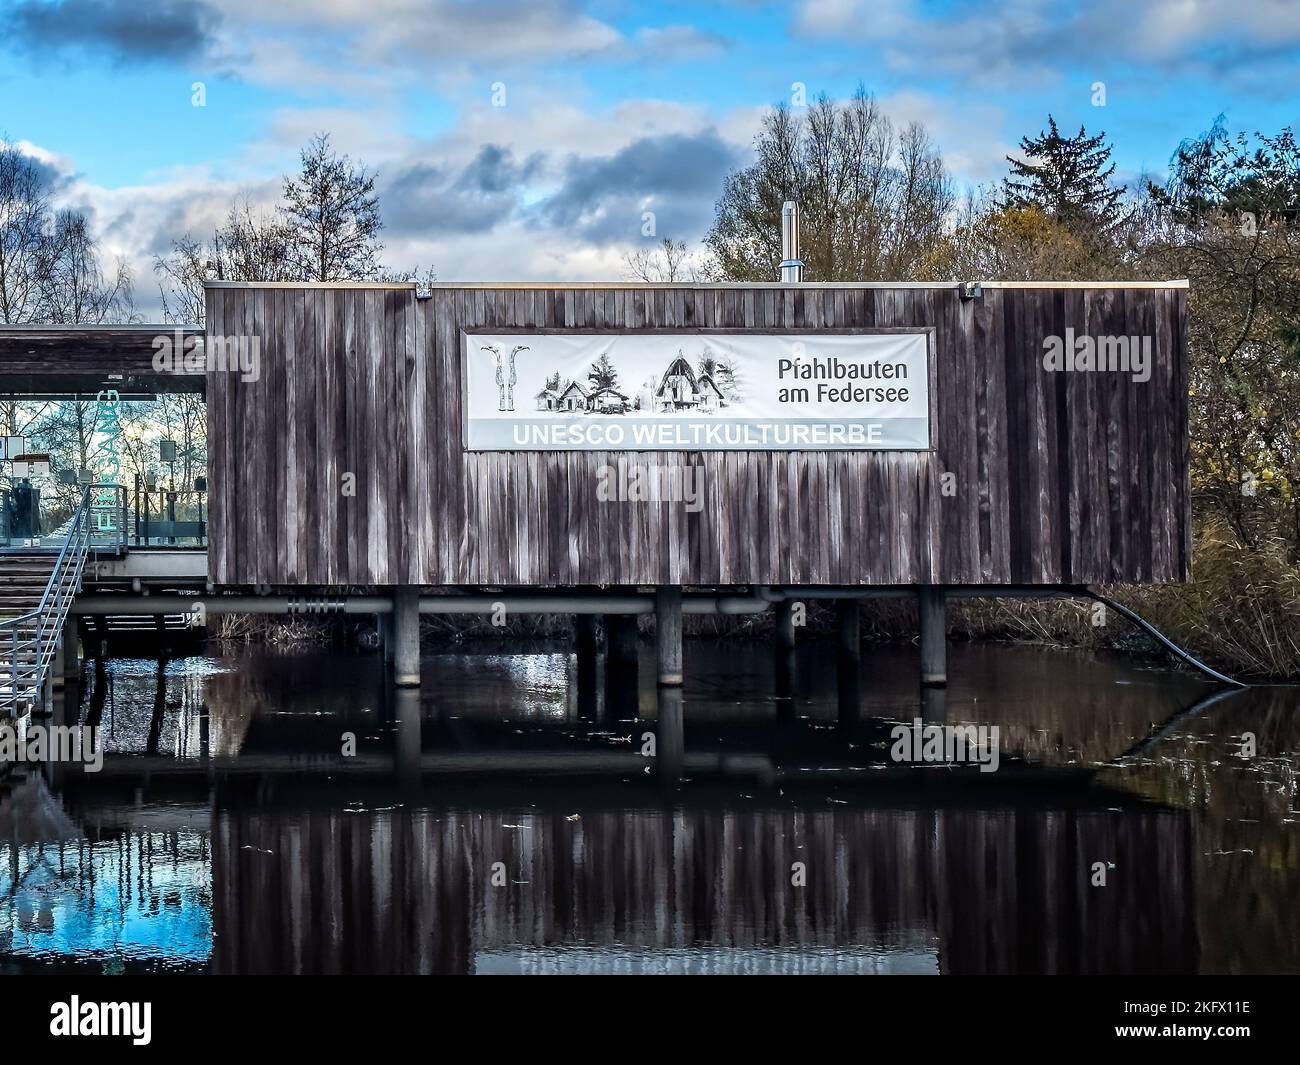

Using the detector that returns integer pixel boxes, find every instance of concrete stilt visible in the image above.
[606,614,638,668]
[920,684,948,793]
[922,684,947,725]
[774,599,797,722]
[199,701,210,763]
[393,587,421,687]
[919,587,947,686]
[85,657,107,729]
[574,614,600,657]
[656,684,684,786]
[775,599,797,652]
[34,670,53,720]
[52,632,66,692]
[394,687,422,793]
[91,615,108,659]
[604,614,639,720]
[574,614,600,718]
[836,599,860,659]
[62,617,81,685]
[44,680,64,787]
[147,656,166,755]
[835,600,861,727]
[655,587,683,686]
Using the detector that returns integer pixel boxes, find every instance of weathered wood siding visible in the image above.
[205,282,1189,588]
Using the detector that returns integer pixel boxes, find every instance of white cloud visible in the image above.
[1,137,75,175]
[61,171,263,317]
[24,91,758,317]
[385,216,635,285]
[794,0,913,39]
[633,25,730,61]
[877,90,1015,187]
[792,0,1300,85]
[200,0,627,92]
[29,69,1035,321]
[1128,0,1300,58]
[257,107,416,166]
[196,2,733,94]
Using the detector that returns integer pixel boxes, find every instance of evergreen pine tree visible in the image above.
[1003,116,1123,229]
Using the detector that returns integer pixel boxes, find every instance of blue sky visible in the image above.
[1,0,1298,311]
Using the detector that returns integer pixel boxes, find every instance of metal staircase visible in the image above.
[0,484,126,716]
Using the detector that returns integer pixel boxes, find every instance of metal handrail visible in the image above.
[1,482,126,715]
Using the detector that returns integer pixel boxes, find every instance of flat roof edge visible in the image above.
[0,324,202,332]
[204,281,418,290]
[203,280,1190,291]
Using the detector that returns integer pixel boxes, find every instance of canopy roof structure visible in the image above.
[0,325,205,396]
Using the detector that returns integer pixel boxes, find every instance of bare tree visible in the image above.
[155,196,295,324]
[706,88,953,281]
[44,210,135,325]
[6,198,138,510]
[282,133,383,282]
[156,136,388,320]
[623,238,704,282]
[926,192,1119,282]
[1144,127,1300,555]
[0,140,57,324]
[153,233,209,325]
[28,399,99,512]
[154,393,207,494]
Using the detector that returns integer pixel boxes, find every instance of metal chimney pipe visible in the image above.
[779,200,804,282]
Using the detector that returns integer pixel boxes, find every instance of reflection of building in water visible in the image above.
[0,761,1204,975]
[30,641,1295,974]
[80,657,251,759]
[0,776,211,970]
[208,803,1197,975]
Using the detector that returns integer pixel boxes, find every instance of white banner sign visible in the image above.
[464,331,930,451]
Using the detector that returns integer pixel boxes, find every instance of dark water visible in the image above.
[1,639,1297,974]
